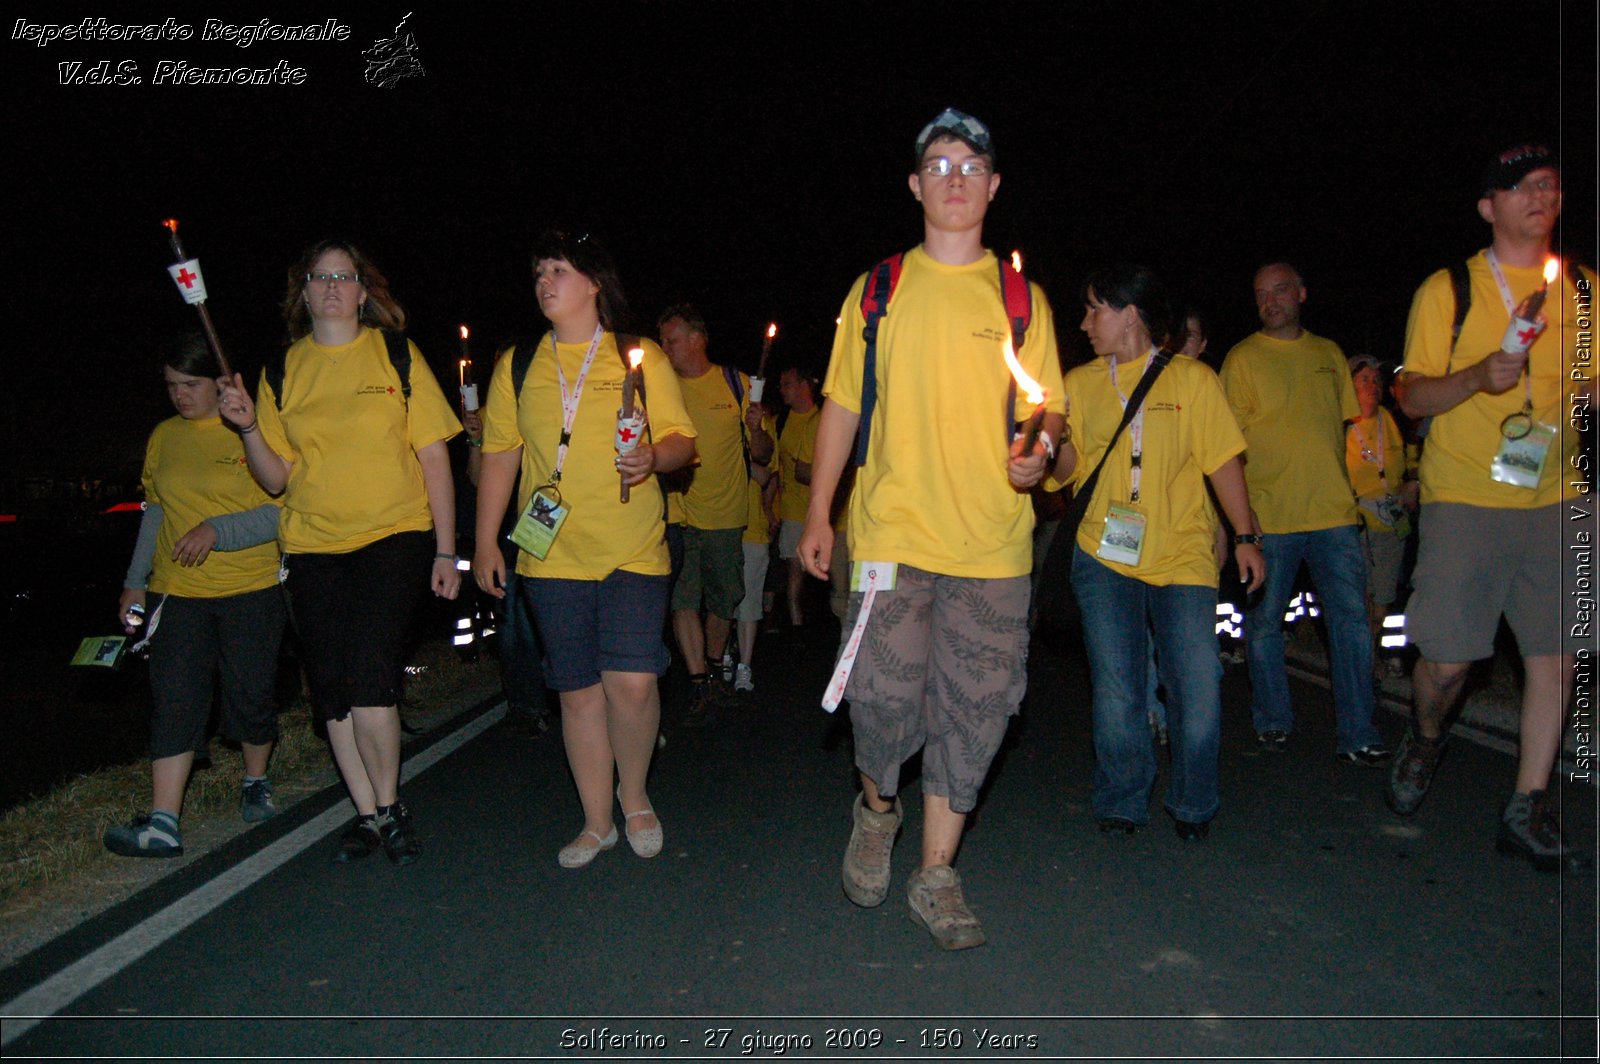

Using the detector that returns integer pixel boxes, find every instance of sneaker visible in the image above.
[1385,728,1446,816]
[1498,790,1594,875]
[333,816,383,863]
[1256,730,1289,753]
[1335,744,1392,767]
[104,813,183,859]
[721,652,735,683]
[240,779,277,823]
[841,793,902,907]
[681,683,715,729]
[376,802,421,866]
[906,865,986,951]
[734,663,754,692]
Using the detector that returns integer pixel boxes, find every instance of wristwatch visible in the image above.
[1233,533,1263,546]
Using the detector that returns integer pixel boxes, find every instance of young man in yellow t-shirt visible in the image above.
[1220,263,1388,765]
[797,108,1063,950]
[1388,144,1594,874]
[658,304,774,718]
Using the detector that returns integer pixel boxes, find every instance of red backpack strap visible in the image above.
[853,252,905,466]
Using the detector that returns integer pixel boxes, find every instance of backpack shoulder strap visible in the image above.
[511,338,539,400]
[266,348,288,411]
[381,329,412,402]
[853,252,906,466]
[1446,259,1472,356]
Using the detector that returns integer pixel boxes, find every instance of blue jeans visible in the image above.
[1071,548,1223,824]
[1244,525,1379,753]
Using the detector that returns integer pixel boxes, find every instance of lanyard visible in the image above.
[1107,348,1157,503]
[1485,250,1537,413]
[547,325,605,484]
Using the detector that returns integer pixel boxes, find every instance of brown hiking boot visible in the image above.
[1385,728,1445,816]
[906,865,986,951]
[841,793,901,907]
[1498,790,1594,875]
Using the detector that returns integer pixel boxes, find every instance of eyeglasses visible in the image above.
[920,156,992,178]
[1509,175,1560,195]
[306,272,361,285]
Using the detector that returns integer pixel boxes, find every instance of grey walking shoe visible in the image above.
[104,813,183,859]
[1498,790,1594,875]
[1385,728,1445,816]
[240,778,277,823]
[906,865,986,951]
[841,793,901,907]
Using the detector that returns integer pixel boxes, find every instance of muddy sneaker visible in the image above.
[1498,791,1593,875]
[906,865,986,951]
[841,793,902,907]
[104,812,183,859]
[240,778,277,823]
[734,663,754,692]
[1385,728,1446,816]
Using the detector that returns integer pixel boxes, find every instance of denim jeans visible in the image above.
[1071,548,1223,824]
[1244,525,1379,753]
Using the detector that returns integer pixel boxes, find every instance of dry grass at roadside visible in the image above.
[0,641,503,966]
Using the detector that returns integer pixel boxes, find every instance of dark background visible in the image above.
[3,0,1594,488]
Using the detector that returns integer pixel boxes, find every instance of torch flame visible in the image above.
[1010,250,1023,273]
[766,323,777,339]
[162,218,179,233]
[1002,339,1045,405]
[1543,257,1560,285]
[628,347,645,369]
[459,324,470,340]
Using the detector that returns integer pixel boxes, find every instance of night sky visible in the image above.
[4,0,1594,489]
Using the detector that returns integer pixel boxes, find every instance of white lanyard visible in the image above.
[1485,250,1536,412]
[548,325,605,484]
[1107,348,1157,503]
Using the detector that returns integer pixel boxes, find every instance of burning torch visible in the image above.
[618,345,646,502]
[1003,338,1048,456]
[161,219,233,378]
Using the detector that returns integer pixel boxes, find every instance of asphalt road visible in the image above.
[2,627,1594,1060]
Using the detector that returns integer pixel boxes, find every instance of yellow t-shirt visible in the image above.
[1402,251,1592,508]
[1067,352,1244,587]
[776,404,820,523]
[257,328,461,554]
[1345,408,1406,530]
[743,412,778,545]
[677,366,750,530]
[482,333,696,580]
[1220,329,1359,533]
[825,246,1065,579]
[143,415,281,598]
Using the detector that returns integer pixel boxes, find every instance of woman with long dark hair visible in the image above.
[474,230,695,868]
[1056,264,1264,840]
[218,239,461,866]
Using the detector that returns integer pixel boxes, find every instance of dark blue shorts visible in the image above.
[520,570,671,691]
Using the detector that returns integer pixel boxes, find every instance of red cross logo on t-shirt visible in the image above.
[386,386,396,394]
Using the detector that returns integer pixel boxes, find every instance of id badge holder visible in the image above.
[1490,421,1556,490]
[1375,494,1411,539]
[1096,502,1147,566]
[509,486,570,561]
[851,561,897,592]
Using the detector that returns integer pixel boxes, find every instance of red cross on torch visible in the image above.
[620,345,645,502]
[161,219,234,378]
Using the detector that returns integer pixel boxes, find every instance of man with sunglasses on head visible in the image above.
[1388,144,1594,874]
[797,108,1063,950]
